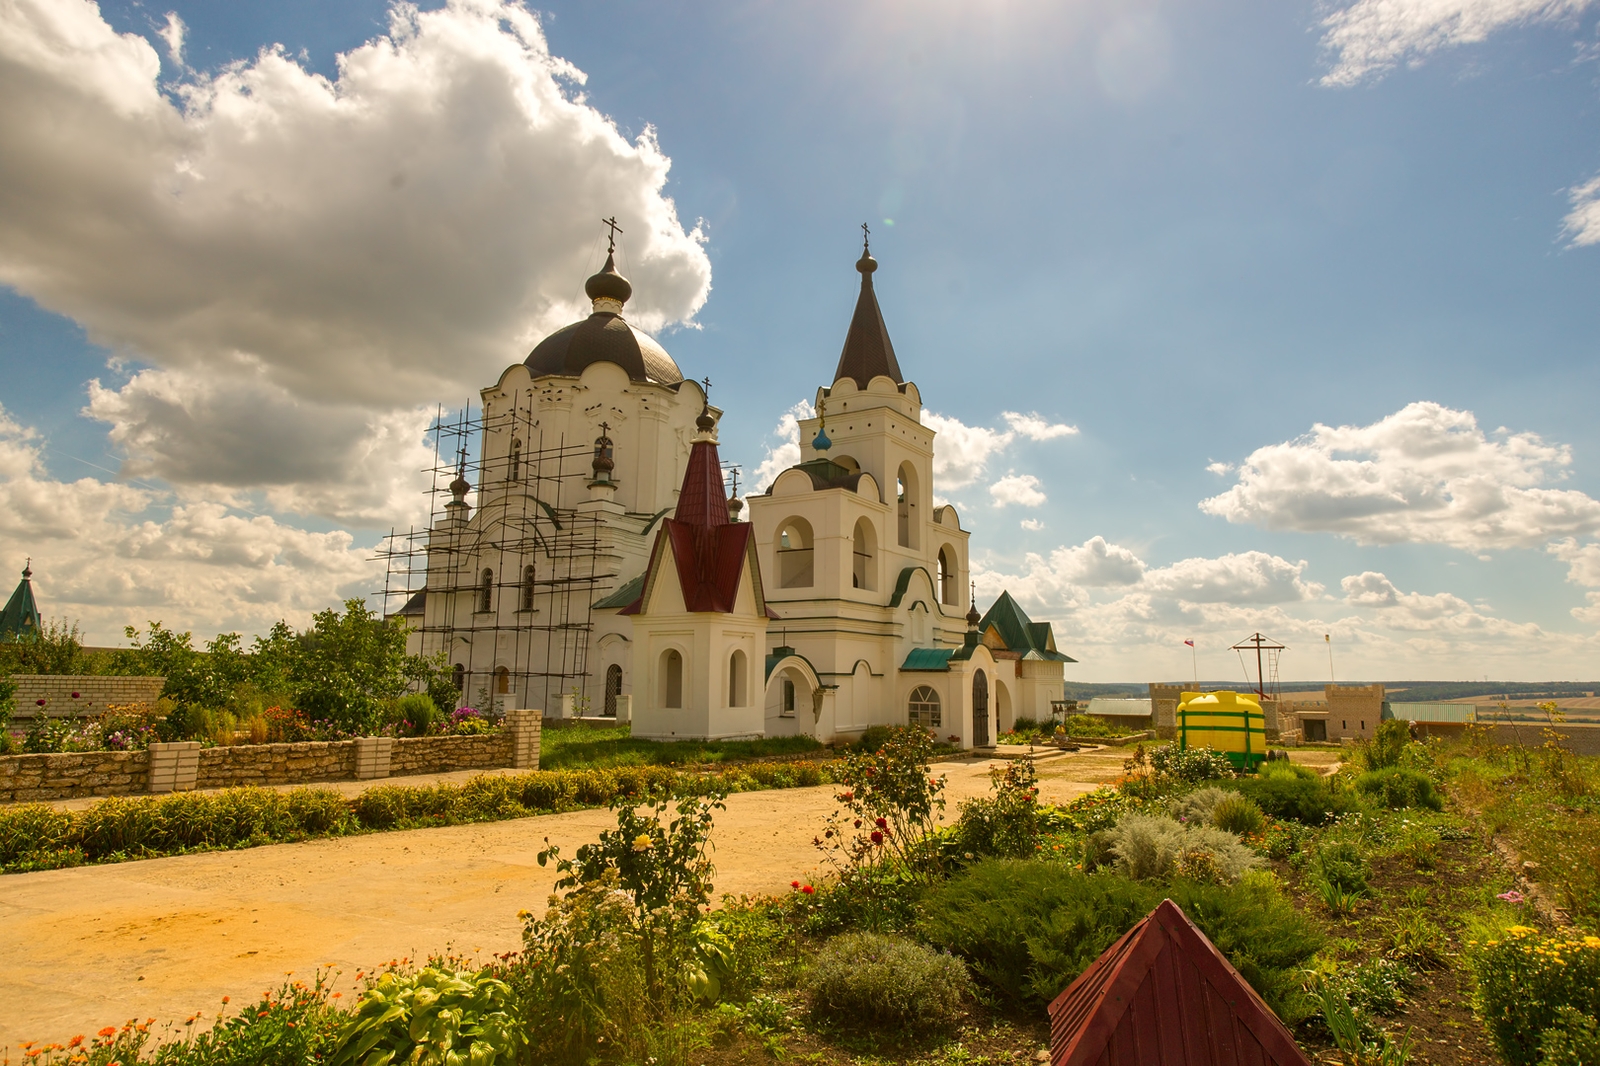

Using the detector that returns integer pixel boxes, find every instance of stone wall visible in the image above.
[0,713,544,803]
[0,750,149,802]
[195,741,357,789]
[9,675,166,720]
[391,733,511,776]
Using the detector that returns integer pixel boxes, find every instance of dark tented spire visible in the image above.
[831,229,904,389]
[1,561,41,642]
[675,439,731,529]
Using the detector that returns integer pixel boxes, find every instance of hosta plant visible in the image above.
[329,966,523,1066]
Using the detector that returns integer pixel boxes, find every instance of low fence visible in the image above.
[0,710,542,803]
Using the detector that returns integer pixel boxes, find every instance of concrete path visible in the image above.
[0,748,1126,1047]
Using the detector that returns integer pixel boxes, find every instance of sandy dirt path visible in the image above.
[1,750,1127,1046]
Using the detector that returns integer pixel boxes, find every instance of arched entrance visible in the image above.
[972,670,990,747]
[604,664,623,717]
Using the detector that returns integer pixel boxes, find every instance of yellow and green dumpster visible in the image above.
[1177,690,1268,772]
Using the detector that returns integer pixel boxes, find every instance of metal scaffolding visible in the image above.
[377,404,610,715]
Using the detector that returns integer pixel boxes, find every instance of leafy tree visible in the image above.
[293,599,415,733]
[111,622,208,703]
[0,618,89,675]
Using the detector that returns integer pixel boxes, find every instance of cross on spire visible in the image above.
[598,421,611,437]
[601,216,624,253]
[861,221,870,253]
[701,376,712,399]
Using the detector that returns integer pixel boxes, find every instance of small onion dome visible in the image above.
[524,254,682,385]
[449,471,471,502]
[966,601,981,628]
[856,249,877,275]
[696,406,716,433]
[812,426,832,451]
[727,493,744,521]
[584,252,633,305]
[591,432,615,479]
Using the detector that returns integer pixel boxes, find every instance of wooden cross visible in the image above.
[601,216,623,253]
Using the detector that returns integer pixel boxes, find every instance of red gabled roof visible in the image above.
[620,436,775,617]
[1048,899,1313,1066]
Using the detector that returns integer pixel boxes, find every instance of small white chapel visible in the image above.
[406,229,1075,748]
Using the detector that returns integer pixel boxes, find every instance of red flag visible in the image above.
[1183,639,1195,647]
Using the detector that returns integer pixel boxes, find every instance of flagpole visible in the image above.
[1325,634,1335,684]
[1189,641,1197,689]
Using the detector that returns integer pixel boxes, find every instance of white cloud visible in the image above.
[1318,0,1595,86]
[1200,401,1600,551]
[990,473,1047,508]
[1562,174,1600,247]
[0,407,377,641]
[1206,461,1233,476]
[922,411,1016,490]
[750,400,815,492]
[1002,411,1078,441]
[1549,538,1600,586]
[0,0,711,521]
[1019,518,1044,531]
[1145,552,1324,604]
[157,11,185,67]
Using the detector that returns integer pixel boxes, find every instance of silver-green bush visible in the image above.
[804,931,971,1035]
[1099,814,1262,883]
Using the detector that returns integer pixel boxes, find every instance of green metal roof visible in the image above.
[592,574,645,610]
[901,647,955,671]
[0,564,41,642]
[976,590,1076,663]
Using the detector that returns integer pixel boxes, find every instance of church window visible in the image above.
[852,519,876,591]
[452,663,465,695]
[938,547,957,605]
[782,678,796,716]
[662,649,684,709]
[776,518,814,588]
[973,670,990,747]
[479,569,494,612]
[495,666,510,695]
[908,685,942,729]
[897,462,920,549]
[509,439,522,481]
[728,649,748,708]
[604,664,623,717]
[521,565,536,611]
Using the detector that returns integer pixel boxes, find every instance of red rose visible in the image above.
[801,885,815,895]
[71,692,80,699]
[871,831,884,844]
[791,880,800,888]
[874,817,887,829]
[36,699,45,706]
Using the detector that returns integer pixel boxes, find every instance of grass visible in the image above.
[538,725,824,770]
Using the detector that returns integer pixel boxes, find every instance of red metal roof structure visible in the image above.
[1048,899,1313,1066]
[621,435,775,617]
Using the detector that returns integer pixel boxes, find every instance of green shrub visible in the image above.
[1210,793,1266,836]
[1539,1008,1600,1066]
[1359,718,1411,771]
[855,724,900,751]
[391,692,439,736]
[1313,839,1372,896]
[143,975,342,1065]
[948,755,1040,860]
[1333,957,1413,1016]
[1095,814,1261,883]
[1233,767,1336,824]
[1047,786,1145,835]
[804,931,971,1035]
[1355,766,1443,810]
[1470,925,1600,1066]
[1150,744,1235,782]
[918,860,1320,1019]
[1169,786,1232,824]
[329,966,523,1066]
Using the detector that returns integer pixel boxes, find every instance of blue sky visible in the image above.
[1,0,1598,681]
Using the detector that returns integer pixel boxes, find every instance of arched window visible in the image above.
[938,546,957,605]
[509,438,522,482]
[604,664,623,717]
[521,565,536,611]
[452,663,465,695]
[662,649,684,709]
[908,685,942,729]
[728,649,748,708]
[775,517,815,588]
[479,568,494,612]
[897,462,920,548]
[782,678,796,716]
[495,666,510,695]
[973,670,990,747]
[852,518,876,591]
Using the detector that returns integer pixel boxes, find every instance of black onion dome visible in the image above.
[525,255,682,385]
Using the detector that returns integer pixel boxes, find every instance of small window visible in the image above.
[663,649,683,709]
[495,666,510,695]
[521,565,536,611]
[729,649,748,708]
[937,547,957,605]
[908,685,942,729]
[781,678,796,716]
[509,438,522,481]
[480,568,494,612]
[452,663,465,694]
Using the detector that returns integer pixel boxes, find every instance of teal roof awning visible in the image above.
[901,647,955,671]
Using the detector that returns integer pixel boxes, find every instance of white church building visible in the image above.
[405,234,1074,748]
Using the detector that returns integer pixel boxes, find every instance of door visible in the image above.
[972,670,990,747]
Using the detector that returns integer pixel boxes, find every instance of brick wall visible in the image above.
[10,675,166,720]
[1326,684,1385,742]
